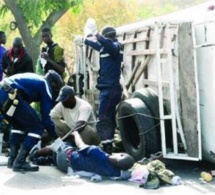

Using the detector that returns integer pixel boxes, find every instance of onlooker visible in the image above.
[78,20,123,150]
[2,37,34,76]
[0,31,9,155]
[0,70,63,172]
[0,31,6,81]
[36,27,66,78]
[50,85,100,145]
[30,131,134,180]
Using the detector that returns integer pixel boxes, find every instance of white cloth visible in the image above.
[84,18,97,37]
[74,36,84,46]
[49,138,66,152]
[50,96,96,129]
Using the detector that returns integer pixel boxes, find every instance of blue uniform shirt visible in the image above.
[3,73,56,138]
[69,145,121,177]
[84,35,123,89]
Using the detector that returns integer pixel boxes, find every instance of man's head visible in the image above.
[56,85,76,108]
[12,37,23,54]
[101,26,116,39]
[44,70,64,93]
[41,27,53,45]
[108,153,135,170]
[0,31,6,45]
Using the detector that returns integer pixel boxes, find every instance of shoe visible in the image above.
[12,147,39,172]
[13,162,39,172]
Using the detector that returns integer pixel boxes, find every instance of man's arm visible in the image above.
[73,120,87,132]
[95,33,122,56]
[72,131,86,149]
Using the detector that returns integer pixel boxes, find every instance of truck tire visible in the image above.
[132,87,161,151]
[132,87,172,150]
[132,87,160,121]
[117,98,158,161]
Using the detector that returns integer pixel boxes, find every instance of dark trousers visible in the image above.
[96,86,122,141]
[0,88,43,151]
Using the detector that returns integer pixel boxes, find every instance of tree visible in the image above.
[0,0,82,65]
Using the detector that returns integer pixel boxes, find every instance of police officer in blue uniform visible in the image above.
[84,25,123,152]
[0,70,63,172]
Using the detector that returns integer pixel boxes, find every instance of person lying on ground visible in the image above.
[29,131,135,181]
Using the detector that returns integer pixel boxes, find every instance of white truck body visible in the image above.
[72,0,215,163]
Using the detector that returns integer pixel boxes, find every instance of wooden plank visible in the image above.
[178,22,199,157]
[121,37,149,44]
[142,79,169,87]
[127,48,168,56]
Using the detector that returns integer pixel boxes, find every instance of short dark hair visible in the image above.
[109,153,135,170]
[13,37,23,44]
[0,31,5,36]
[42,27,51,33]
[116,153,135,170]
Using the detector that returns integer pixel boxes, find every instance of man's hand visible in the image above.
[40,52,50,61]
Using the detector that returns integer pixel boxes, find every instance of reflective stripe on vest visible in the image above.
[11,129,25,134]
[28,133,41,139]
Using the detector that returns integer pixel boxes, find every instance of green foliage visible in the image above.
[0,0,82,30]
[0,4,8,17]
[17,0,78,27]
[70,0,83,14]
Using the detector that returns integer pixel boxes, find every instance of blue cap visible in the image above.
[56,85,75,102]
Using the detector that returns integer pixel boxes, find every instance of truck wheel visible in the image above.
[117,98,158,161]
[132,87,160,121]
[132,87,161,151]
[132,87,172,151]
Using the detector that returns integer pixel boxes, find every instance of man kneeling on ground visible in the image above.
[50,85,100,146]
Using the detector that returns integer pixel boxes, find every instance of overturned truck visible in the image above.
[72,1,215,163]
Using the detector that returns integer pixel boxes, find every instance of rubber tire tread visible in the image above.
[132,88,161,153]
[117,98,156,161]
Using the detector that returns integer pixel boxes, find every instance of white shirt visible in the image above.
[50,96,96,129]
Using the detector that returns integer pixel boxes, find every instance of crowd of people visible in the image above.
[0,20,135,181]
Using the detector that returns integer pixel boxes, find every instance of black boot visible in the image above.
[7,145,20,168]
[101,140,113,155]
[12,147,39,172]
